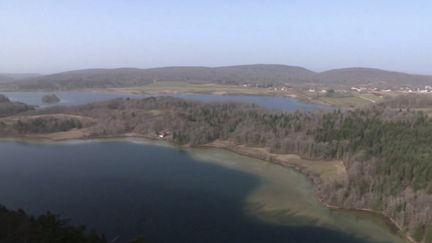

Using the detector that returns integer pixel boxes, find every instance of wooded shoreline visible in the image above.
[0,133,412,243]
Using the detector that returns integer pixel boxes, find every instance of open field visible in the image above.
[98,81,395,108]
[314,92,384,108]
[100,81,283,96]
[406,108,432,117]
[358,93,384,102]
[316,96,372,107]
[207,141,345,182]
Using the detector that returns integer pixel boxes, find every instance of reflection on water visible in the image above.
[1,91,326,112]
[0,139,405,243]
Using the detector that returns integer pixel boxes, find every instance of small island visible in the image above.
[42,94,60,104]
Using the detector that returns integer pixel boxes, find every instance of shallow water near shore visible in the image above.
[0,139,405,243]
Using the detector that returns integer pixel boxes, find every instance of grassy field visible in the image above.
[103,81,280,96]
[101,81,392,109]
[411,108,432,116]
[358,93,384,103]
[317,96,371,107]
[317,93,384,108]
[214,143,345,181]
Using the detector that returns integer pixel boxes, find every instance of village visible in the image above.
[236,82,432,108]
[240,82,432,95]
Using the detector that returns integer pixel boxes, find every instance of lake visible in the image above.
[0,91,326,112]
[0,139,405,243]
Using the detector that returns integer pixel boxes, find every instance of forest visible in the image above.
[0,95,431,242]
[0,205,105,243]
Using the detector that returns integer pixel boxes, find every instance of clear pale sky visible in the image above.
[1,0,431,74]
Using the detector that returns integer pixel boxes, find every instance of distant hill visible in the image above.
[0,75,15,83]
[0,73,41,84]
[1,65,431,90]
[318,67,432,87]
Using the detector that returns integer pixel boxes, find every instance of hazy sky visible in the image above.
[1,0,431,74]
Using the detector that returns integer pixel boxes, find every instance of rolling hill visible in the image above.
[1,65,431,90]
[0,73,41,84]
[0,75,15,84]
[318,67,432,87]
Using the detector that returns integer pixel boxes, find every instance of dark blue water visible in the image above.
[172,93,326,112]
[0,140,378,243]
[1,91,325,112]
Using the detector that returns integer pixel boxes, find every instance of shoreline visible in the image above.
[91,87,332,107]
[0,133,413,243]
[199,141,413,242]
[0,88,328,107]
[201,141,414,243]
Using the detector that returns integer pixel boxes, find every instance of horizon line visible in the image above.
[2,64,431,76]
